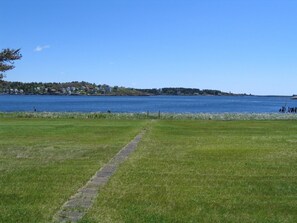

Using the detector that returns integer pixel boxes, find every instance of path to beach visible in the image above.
[53,130,146,223]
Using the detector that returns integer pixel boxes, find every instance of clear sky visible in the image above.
[1,0,297,95]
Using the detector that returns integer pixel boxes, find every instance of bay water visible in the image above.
[0,95,295,113]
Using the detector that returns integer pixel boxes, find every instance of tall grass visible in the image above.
[1,112,297,120]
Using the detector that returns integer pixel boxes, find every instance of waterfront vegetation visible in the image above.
[1,114,297,222]
[0,81,239,96]
[1,111,297,120]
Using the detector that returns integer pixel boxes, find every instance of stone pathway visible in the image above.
[53,130,145,223]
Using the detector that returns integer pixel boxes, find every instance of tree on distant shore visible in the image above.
[0,48,22,80]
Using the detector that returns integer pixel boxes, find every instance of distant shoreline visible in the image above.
[0,81,246,96]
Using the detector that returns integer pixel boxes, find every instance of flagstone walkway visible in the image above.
[53,130,145,223]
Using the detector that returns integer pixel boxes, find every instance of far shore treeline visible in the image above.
[0,81,247,96]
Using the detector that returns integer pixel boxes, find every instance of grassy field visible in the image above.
[82,120,297,223]
[1,115,297,222]
[0,117,146,223]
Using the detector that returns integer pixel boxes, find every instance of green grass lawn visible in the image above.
[1,117,297,223]
[0,117,146,223]
[82,120,297,223]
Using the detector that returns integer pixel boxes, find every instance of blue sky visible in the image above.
[1,0,297,95]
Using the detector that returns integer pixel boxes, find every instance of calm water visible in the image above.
[0,95,295,113]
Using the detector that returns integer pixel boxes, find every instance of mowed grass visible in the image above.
[0,118,146,223]
[82,120,297,223]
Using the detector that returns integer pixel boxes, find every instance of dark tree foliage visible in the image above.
[136,87,226,96]
[0,48,22,80]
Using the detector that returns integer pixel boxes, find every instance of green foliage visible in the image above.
[0,48,22,80]
[0,81,148,95]
[136,87,241,96]
[0,80,242,96]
